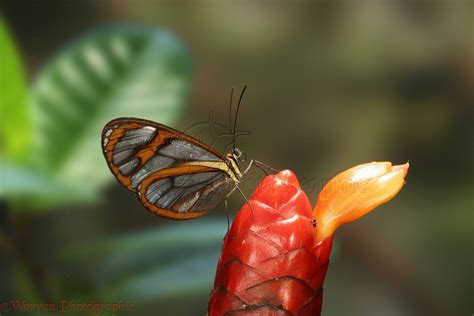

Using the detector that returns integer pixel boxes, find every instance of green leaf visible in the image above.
[59,219,226,261]
[0,160,97,210]
[0,15,31,163]
[56,219,227,302]
[95,220,225,302]
[27,25,192,208]
[102,251,219,302]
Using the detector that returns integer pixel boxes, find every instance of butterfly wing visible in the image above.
[138,165,231,219]
[102,117,233,219]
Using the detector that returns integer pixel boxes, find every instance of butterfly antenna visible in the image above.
[232,84,248,149]
[228,86,235,135]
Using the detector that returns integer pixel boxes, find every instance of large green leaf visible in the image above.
[0,16,30,163]
[60,219,226,261]
[55,220,226,303]
[101,251,219,302]
[26,25,192,207]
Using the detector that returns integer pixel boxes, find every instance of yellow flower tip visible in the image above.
[314,161,409,242]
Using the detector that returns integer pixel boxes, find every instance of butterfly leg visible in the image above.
[242,160,257,175]
[224,186,238,231]
[224,198,230,239]
[226,185,238,198]
[254,160,279,172]
[233,184,254,220]
[243,159,280,176]
[223,184,252,237]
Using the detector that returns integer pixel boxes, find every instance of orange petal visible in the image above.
[314,162,409,242]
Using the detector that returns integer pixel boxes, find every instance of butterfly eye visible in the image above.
[232,148,242,159]
[239,152,247,162]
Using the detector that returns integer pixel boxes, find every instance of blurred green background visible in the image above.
[0,1,472,315]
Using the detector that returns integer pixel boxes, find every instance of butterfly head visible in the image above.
[232,148,247,163]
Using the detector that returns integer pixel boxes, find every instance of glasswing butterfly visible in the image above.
[101,86,273,220]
